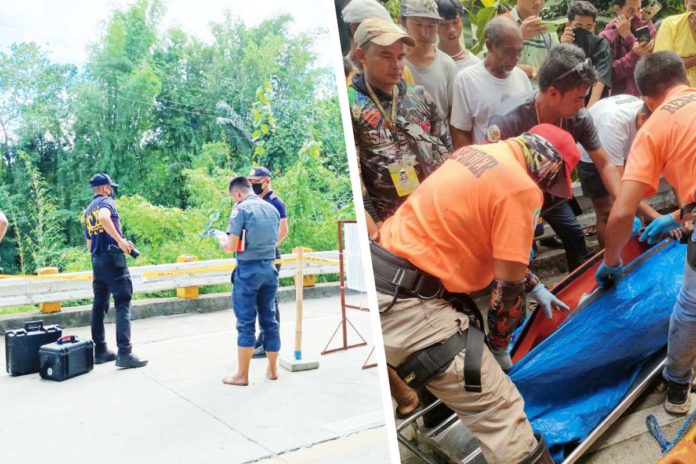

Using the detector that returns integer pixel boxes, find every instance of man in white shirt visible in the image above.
[577,94,654,245]
[451,17,532,148]
[399,0,458,121]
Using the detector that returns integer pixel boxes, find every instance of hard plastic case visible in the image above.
[5,320,62,376]
[39,335,94,381]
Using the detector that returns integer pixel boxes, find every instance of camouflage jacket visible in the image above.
[349,73,451,222]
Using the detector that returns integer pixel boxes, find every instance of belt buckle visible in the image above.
[415,278,445,300]
[392,268,406,287]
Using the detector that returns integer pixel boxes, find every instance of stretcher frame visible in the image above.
[396,238,673,464]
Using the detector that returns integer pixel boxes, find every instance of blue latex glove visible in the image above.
[528,283,570,319]
[639,214,680,244]
[630,216,642,238]
[596,261,623,288]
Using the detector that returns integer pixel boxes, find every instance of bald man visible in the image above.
[451,17,532,148]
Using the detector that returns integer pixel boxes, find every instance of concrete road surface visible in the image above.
[0,294,391,464]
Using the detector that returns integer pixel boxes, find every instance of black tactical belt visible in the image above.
[370,239,445,300]
[370,240,485,328]
[371,239,486,392]
[396,328,485,393]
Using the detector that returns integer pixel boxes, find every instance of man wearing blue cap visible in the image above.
[83,173,147,368]
[248,167,288,359]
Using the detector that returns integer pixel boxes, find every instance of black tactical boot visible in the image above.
[95,349,117,364]
[252,346,267,359]
[116,353,148,369]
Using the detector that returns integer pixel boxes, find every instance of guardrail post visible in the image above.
[38,267,61,313]
[176,255,199,299]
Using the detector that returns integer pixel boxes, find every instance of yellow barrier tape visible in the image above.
[303,256,340,265]
[0,255,340,281]
[141,256,338,279]
[0,274,92,281]
[142,263,236,279]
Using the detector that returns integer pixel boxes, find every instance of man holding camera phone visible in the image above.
[83,173,147,369]
[600,0,656,96]
[504,0,559,88]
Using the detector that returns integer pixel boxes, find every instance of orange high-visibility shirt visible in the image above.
[379,140,543,294]
[623,85,696,203]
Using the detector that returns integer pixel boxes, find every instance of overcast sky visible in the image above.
[0,0,337,69]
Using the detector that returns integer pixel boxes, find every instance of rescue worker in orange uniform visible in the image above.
[371,123,577,464]
[597,51,696,415]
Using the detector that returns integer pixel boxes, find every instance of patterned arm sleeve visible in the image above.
[430,102,453,155]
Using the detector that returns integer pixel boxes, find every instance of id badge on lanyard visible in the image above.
[388,156,420,197]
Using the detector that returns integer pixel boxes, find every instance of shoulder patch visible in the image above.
[486,124,501,143]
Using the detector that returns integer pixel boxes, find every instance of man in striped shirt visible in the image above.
[506,0,559,88]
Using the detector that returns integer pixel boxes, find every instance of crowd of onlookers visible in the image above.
[340,0,695,271]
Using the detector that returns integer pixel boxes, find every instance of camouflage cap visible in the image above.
[354,18,416,48]
[400,0,442,20]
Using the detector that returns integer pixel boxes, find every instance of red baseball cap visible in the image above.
[528,123,580,199]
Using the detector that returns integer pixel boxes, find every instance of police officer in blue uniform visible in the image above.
[247,167,288,358]
[218,176,280,386]
[83,173,147,369]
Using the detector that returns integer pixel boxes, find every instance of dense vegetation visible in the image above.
[0,0,353,276]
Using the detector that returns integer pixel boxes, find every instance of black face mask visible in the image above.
[252,184,264,195]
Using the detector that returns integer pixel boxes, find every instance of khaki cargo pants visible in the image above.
[378,292,536,464]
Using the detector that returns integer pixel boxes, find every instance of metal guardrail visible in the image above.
[0,251,340,308]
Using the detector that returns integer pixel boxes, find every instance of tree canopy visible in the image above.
[0,0,353,275]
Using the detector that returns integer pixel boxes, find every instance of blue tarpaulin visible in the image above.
[510,241,687,462]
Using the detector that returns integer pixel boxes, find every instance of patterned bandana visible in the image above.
[517,132,564,193]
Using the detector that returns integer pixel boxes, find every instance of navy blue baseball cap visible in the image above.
[89,173,119,188]
[248,167,272,179]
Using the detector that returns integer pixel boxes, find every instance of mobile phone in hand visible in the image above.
[635,25,651,43]
[539,18,566,33]
[642,0,662,21]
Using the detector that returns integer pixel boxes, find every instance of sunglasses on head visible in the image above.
[553,58,595,83]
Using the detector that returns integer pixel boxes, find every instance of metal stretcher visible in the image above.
[396,237,671,464]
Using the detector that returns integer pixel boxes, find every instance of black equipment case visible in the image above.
[5,320,62,376]
[39,335,94,381]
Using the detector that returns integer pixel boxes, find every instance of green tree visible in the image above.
[274,140,354,253]
[0,0,353,281]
